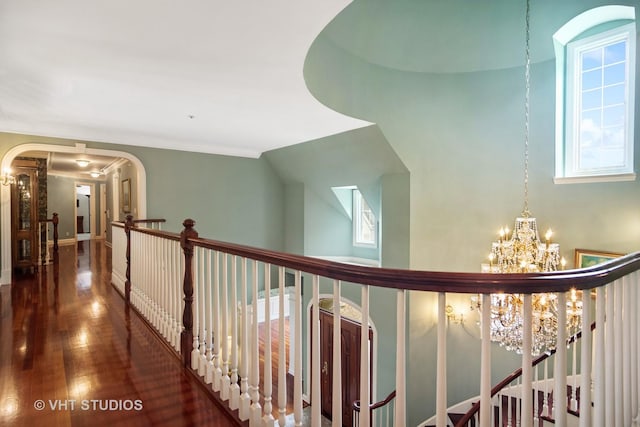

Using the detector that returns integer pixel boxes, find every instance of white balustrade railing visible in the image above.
[112,221,640,427]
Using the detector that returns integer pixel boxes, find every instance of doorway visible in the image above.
[1,143,147,285]
[310,299,375,427]
[75,184,94,241]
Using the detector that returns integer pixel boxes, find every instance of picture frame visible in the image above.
[121,178,131,213]
[574,248,623,269]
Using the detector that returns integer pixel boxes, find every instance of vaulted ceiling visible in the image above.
[1,0,632,159]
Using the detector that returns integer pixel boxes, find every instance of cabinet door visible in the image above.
[11,168,39,271]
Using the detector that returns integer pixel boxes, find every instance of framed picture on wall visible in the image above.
[121,178,131,213]
[574,248,623,269]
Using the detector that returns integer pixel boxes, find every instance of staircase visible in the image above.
[422,323,590,427]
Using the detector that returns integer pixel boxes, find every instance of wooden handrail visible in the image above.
[353,389,397,412]
[117,219,640,294]
[453,321,597,427]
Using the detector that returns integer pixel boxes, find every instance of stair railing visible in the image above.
[112,218,640,427]
[454,323,596,427]
[353,389,396,427]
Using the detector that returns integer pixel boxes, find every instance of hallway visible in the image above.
[0,241,238,426]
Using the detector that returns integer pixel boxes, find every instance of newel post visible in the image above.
[52,213,59,252]
[180,219,198,367]
[124,214,134,303]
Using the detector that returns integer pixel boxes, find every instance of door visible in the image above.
[11,165,39,273]
[318,308,373,427]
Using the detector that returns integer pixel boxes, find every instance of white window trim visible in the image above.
[553,6,636,183]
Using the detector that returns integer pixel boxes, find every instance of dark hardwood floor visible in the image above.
[0,240,240,426]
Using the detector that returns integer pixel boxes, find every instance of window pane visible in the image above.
[603,83,624,106]
[604,40,626,65]
[603,105,624,127]
[581,48,602,70]
[580,124,601,147]
[603,126,625,147]
[604,62,625,85]
[582,69,602,90]
[582,89,602,110]
[582,109,601,129]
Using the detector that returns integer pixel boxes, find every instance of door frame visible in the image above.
[0,142,147,285]
[305,295,378,410]
[74,182,96,239]
[99,183,107,239]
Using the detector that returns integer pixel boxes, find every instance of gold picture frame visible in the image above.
[574,248,623,269]
[121,178,131,213]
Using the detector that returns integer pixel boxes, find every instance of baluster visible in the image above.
[230,256,240,409]
[605,283,615,425]
[198,247,207,376]
[250,259,262,426]
[205,250,215,384]
[172,240,181,352]
[332,280,342,427]
[533,363,539,424]
[594,285,605,426]
[554,292,567,427]
[263,264,275,426]
[191,245,201,371]
[579,287,592,427]
[570,340,578,412]
[160,238,167,338]
[239,257,251,421]
[395,289,406,427]
[507,387,512,427]
[522,294,533,427]
[152,235,158,327]
[124,214,134,302]
[614,279,623,427]
[221,253,230,400]
[480,293,492,427]
[310,275,321,427]
[180,219,198,367]
[634,272,640,422]
[213,251,222,391]
[359,285,370,427]
[178,240,186,353]
[293,270,303,427]
[623,275,632,427]
[278,267,288,426]
[436,292,447,427]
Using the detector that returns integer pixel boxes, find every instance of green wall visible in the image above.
[0,133,286,252]
[303,2,640,423]
[264,124,410,403]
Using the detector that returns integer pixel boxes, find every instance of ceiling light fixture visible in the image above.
[474,0,580,356]
[90,172,101,178]
[76,159,90,167]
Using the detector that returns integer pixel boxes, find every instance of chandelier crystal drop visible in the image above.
[475,0,581,357]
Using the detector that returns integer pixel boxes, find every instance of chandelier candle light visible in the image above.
[474,0,581,356]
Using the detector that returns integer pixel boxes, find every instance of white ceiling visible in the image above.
[0,0,369,158]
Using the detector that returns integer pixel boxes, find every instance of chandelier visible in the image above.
[475,0,581,356]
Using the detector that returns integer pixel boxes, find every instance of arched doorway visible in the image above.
[1,142,147,284]
[307,296,378,427]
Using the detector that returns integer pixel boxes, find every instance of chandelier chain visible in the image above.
[523,0,531,218]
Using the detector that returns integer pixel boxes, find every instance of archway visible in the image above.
[1,142,147,284]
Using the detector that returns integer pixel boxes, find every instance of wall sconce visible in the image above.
[445,304,465,324]
[1,168,16,186]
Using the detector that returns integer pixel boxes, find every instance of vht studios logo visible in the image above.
[34,399,143,411]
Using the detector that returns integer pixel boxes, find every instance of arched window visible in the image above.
[553,6,636,183]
